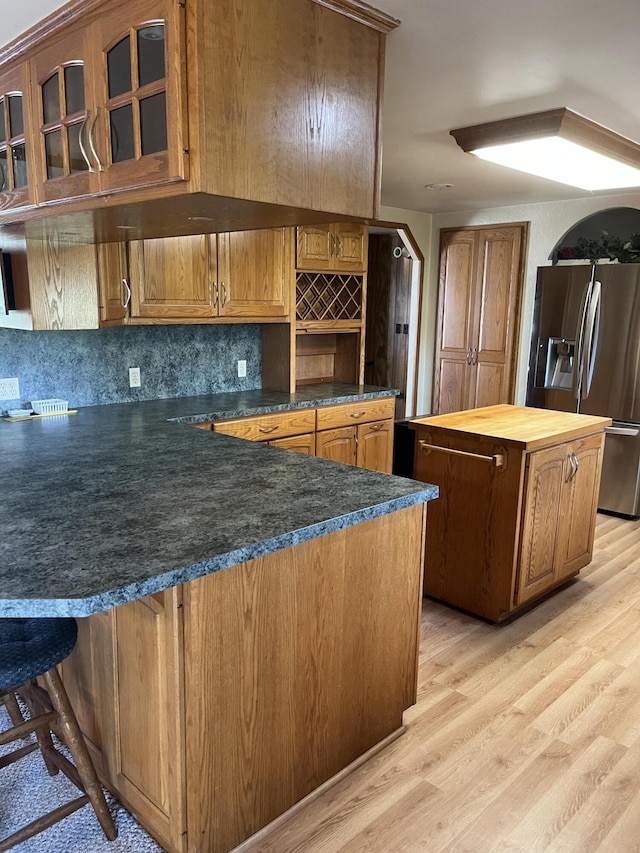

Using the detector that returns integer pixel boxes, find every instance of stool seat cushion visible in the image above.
[0,618,78,692]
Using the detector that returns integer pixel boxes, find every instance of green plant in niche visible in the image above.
[555,230,640,263]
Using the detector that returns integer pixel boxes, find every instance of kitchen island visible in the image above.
[0,384,437,853]
[411,404,610,622]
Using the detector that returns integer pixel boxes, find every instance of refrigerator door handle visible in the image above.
[606,426,640,437]
[581,279,602,400]
[574,277,593,405]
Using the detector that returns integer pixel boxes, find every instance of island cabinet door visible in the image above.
[62,588,187,853]
[516,432,605,606]
[555,432,605,578]
[516,443,566,605]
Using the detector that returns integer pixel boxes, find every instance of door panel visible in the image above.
[439,233,474,352]
[129,234,214,318]
[356,420,393,473]
[517,444,565,605]
[436,358,467,415]
[217,228,289,318]
[92,0,188,191]
[578,265,640,422]
[316,427,357,465]
[31,29,98,201]
[557,433,604,574]
[470,362,504,410]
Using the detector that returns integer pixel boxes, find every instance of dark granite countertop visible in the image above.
[0,384,438,617]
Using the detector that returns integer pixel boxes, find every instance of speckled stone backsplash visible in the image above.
[0,324,261,410]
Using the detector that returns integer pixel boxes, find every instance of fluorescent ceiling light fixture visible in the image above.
[450,108,640,191]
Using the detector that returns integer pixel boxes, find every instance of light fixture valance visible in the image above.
[450,108,640,190]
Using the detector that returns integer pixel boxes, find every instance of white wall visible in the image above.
[389,191,640,410]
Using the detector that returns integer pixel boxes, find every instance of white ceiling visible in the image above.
[5,0,640,215]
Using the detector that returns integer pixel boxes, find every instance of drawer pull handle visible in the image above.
[419,441,506,470]
[258,425,279,433]
[369,424,384,431]
[350,411,366,419]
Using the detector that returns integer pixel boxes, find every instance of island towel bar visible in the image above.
[418,441,506,469]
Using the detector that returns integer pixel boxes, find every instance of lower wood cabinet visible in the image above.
[411,405,610,621]
[62,507,426,853]
[61,588,186,853]
[199,396,395,472]
[315,419,393,472]
[517,432,604,605]
[315,397,395,473]
[268,432,316,454]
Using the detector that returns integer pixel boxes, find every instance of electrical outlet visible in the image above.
[237,360,247,378]
[0,377,20,400]
[129,367,141,388]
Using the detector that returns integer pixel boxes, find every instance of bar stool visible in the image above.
[0,617,117,851]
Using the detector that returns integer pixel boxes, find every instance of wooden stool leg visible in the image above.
[2,693,25,728]
[42,668,117,842]
[20,682,59,777]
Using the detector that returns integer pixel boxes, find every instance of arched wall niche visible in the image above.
[550,206,640,260]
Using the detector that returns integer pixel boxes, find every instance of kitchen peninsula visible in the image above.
[0,385,437,853]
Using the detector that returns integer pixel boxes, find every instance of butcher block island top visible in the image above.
[410,404,611,450]
[410,404,611,623]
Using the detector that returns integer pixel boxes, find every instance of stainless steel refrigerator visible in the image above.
[527,262,640,517]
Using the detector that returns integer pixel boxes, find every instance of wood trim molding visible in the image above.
[311,0,401,33]
[1,0,400,67]
[230,727,406,853]
[0,0,106,66]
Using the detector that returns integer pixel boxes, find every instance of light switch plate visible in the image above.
[237,360,247,378]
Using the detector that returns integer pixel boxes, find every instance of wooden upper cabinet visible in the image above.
[1,0,396,229]
[0,62,36,211]
[217,228,290,319]
[128,227,291,322]
[30,27,99,202]
[98,241,129,324]
[91,0,188,191]
[433,224,527,414]
[129,234,215,319]
[296,224,368,272]
[30,0,187,203]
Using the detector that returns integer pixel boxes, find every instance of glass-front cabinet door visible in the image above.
[0,63,35,210]
[30,29,99,202]
[92,0,188,191]
[29,0,187,204]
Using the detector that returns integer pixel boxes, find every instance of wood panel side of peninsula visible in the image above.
[62,503,427,853]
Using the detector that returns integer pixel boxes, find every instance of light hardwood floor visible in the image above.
[252,513,640,853]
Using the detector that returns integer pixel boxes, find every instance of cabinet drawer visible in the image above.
[213,409,316,442]
[316,397,395,431]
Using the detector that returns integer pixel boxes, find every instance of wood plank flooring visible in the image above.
[252,513,640,853]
